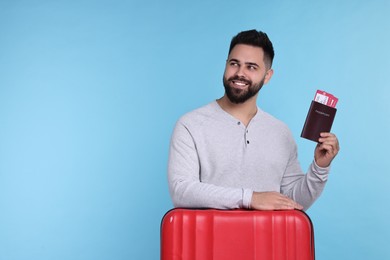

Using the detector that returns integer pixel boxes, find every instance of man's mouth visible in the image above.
[231,79,250,89]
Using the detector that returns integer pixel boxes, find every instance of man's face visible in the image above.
[223,44,272,104]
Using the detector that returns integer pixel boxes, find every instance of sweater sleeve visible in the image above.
[168,120,253,209]
[280,138,330,210]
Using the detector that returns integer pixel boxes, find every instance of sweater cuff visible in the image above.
[242,188,253,209]
[311,160,330,181]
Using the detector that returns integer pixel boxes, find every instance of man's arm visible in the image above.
[168,121,253,209]
[281,132,339,210]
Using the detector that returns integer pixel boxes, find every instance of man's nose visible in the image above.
[235,66,246,77]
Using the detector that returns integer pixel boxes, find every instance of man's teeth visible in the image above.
[233,81,247,86]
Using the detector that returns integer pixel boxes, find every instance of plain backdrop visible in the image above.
[1,0,389,259]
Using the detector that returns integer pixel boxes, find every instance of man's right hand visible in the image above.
[250,191,304,210]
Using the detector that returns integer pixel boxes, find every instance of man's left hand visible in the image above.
[314,132,340,168]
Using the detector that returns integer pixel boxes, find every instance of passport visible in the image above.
[301,91,338,142]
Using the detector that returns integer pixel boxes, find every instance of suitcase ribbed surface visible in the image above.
[161,209,314,260]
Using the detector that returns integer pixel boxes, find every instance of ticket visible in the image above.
[314,90,338,108]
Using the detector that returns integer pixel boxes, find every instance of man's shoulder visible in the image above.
[178,101,218,126]
[256,109,292,136]
[258,109,288,127]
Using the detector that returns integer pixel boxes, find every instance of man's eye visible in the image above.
[230,62,239,66]
[248,65,257,70]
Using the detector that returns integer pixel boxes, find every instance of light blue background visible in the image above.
[1,0,389,259]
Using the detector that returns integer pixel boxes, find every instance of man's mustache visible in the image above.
[228,76,252,85]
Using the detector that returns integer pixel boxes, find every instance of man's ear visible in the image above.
[264,69,274,85]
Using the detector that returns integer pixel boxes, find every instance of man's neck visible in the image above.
[217,95,258,126]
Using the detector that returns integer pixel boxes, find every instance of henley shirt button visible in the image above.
[237,122,241,125]
[247,140,250,144]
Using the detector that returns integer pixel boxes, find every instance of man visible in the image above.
[168,30,339,211]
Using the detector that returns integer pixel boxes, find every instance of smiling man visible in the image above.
[168,30,339,211]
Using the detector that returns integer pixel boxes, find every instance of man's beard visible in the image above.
[223,75,265,104]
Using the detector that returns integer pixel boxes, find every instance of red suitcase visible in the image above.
[161,208,315,260]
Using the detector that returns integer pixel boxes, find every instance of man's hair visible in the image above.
[228,29,275,68]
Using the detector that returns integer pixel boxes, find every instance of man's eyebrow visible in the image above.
[227,58,240,63]
[228,58,260,67]
[245,62,259,67]
[228,58,259,67]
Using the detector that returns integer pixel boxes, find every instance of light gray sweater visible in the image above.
[168,101,329,210]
